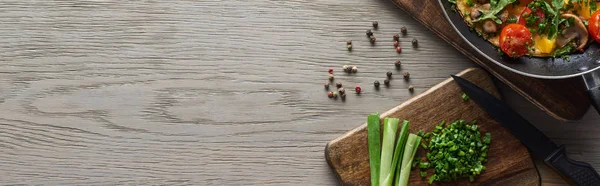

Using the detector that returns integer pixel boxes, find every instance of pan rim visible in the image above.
[437,0,600,79]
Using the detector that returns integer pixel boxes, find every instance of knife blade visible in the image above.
[451,75,600,186]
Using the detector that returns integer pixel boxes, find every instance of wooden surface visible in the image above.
[0,0,597,185]
[390,0,590,121]
[326,68,539,185]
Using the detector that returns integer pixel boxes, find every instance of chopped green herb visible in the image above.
[506,15,518,24]
[420,171,428,178]
[466,0,475,7]
[418,120,491,183]
[462,93,469,101]
[553,45,574,58]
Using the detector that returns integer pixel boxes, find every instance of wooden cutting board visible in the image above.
[389,0,590,121]
[325,68,540,185]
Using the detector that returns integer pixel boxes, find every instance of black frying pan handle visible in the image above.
[589,87,600,115]
[583,71,600,115]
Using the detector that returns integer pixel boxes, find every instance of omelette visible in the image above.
[450,0,600,57]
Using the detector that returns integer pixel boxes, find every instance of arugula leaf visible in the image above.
[472,0,517,24]
[544,0,564,40]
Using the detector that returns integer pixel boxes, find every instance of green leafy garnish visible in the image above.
[418,120,491,183]
[472,0,518,24]
[462,93,469,101]
[544,0,565,40]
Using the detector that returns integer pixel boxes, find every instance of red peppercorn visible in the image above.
[336,82,343,88]
[355,86,361,93]
[393,41,399,47]
[328,91,334,98]
[396,46,402,53]
[328,69,334,74]
[324,82,330,89]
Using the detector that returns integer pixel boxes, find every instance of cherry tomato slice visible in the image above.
[518,7,545,26]
[499,24,532,58]
[589,10,600,43]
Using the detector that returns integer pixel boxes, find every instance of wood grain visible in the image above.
[326,68,539,185]
[390,0,590,121]
[0,0,595,185]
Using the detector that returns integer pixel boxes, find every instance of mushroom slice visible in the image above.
[556,14,588,50]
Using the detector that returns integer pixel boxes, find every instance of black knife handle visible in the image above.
[545,145,600,186]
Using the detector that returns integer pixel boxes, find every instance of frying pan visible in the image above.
[438,0,600,114]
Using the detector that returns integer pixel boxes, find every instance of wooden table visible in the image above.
[0,0,597,185]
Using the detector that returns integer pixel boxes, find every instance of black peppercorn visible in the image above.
[372,21,378,28]
[340,93,346,99]
[324,82,330,89]
[347,40,352,45]
[403,72,410,79]
[366,29,373,37]
[395,60,401,68]
[384,79,390,86]
[401,26,407,35]
[412,38,418,47]
[338,88,345,95]
[386,71,393,78]
[370,35,376,43]
[336,82,342,88]
[393,34,400,41]
[374,80,380,88]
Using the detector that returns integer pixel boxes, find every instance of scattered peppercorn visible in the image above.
[384,79,390,86]
[351,66,358,73]
[393,34,400,41]
[329,74,334,81]
[336,82,343,88]
[347,44,353,50]
[387,71,393,78]
[338,88,345,95]
[374,80,380,88]
[347,40,352,45]
[401,26,407,35]
[393,41,399,47]
[408,85,414,92]
[340,93,346,99]
[328,91,334,98]
[355,86,362,94]
[343,65,350,72]
[396,46,402,53]
[370,35,376,43]
[372,21,378,28]
[366,29,373,37]
[328,69,334,74]
[395,60,402,68]
[324,82,330,89]
[333,91,338,98]
[403,72,410,79]
[412,38,418,47]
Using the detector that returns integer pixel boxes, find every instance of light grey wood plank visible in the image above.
[0,0,595,185]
